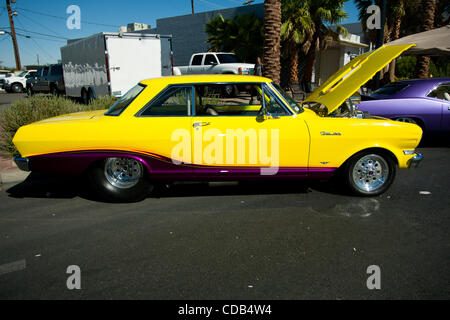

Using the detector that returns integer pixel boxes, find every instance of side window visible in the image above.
[191,55,203,66]
[194,83,265,116]
[204,54,218,65]
[262,84,290,116]
[52,65,63,76]
[141,86,191,116]
[428,83,450,101]
[42,67,49,77]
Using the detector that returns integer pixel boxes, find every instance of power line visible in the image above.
[15,7,122,28]
[16,10,67,39]
[197,0,226,10]
[1,25,69,40]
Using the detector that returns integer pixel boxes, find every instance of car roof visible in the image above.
[139,75,271,85]
[385,78,450,99]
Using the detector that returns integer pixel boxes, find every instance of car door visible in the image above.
[188,54,204,74]
[190,82,310,178]
[202,54,218,74]
[131,85,194,178]
[427,82,450,131]
[37,66,50,92]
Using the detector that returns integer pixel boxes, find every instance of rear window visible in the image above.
[370,82,409,97]
[191,55,203,66]
[216,54,239,64]
[105,84,145,116]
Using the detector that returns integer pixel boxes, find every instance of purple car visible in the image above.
[359,78,450,133]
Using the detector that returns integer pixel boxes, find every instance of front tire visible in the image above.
[11,83,23,93]
[343,150,396,196]
[87,158,153,202]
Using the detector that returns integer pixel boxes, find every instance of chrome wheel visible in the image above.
[352,154,389,193]
[104,158,143,189]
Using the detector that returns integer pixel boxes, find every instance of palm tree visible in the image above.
[205,14,263,62]
[301,0,348,91]
[281,0,312,84]
[389,0,405,81]
[263,0,282,85]
[416,0,437,78]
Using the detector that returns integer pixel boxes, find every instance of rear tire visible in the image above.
[51,86,59,96]
[87,158,153,202]
[26,86,34,96]
[343,150,396,196]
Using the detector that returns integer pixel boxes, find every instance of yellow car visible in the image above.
[13,44,423,202]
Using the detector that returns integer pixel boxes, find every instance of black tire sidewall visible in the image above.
[12,83,23,93]
[344,150,397,196]
[87,160,153,202]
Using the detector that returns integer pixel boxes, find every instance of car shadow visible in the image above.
[419,134,450,148]
[5,172,348,203]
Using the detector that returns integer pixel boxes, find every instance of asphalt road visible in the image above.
[0,92,27,113]
[0,146,449,300]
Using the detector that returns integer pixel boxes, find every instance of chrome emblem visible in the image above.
[320,131,342,136]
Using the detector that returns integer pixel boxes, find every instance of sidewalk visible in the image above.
[0,155,29,187]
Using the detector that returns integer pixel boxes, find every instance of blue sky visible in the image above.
[0,0,360,68]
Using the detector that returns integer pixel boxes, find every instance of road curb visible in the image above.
[0,168,30,186]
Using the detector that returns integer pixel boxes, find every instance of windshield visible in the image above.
[216,54,239,64]
[18,71,28,77]
[270,82,303,114]
[370,82,409,97]
[105,84,145,116]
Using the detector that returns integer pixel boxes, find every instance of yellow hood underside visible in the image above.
[303,44,416,114]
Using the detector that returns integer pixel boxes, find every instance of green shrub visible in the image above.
[0,95,116,157]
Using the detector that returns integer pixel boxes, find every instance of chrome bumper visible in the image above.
[409,153,423,169]
[13,156,31,172]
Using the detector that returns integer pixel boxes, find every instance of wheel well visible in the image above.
[84,156,152,177]
[11,82,23,87]
[394,117,426,130]
[345,147,399,167]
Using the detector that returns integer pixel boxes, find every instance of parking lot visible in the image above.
[0,145,449,299]
[0,92,26,113]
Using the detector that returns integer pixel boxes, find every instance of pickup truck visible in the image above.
[173,52,255,76]
[2,70,37,93]
[26,64,65,96]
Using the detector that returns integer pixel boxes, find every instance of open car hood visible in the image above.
[303,44,415,115]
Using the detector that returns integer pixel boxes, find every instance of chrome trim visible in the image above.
[135,82,294,118]
[409,153,423,169]
[13,156,31,172]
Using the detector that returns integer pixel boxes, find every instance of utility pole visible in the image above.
[6,0,21,70]
[191,0,194,14]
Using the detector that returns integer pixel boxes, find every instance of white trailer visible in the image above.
[60,32,173,100]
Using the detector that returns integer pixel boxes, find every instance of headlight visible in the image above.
[403,150,416,155]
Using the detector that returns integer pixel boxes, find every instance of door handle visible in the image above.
[193,122,211,128]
